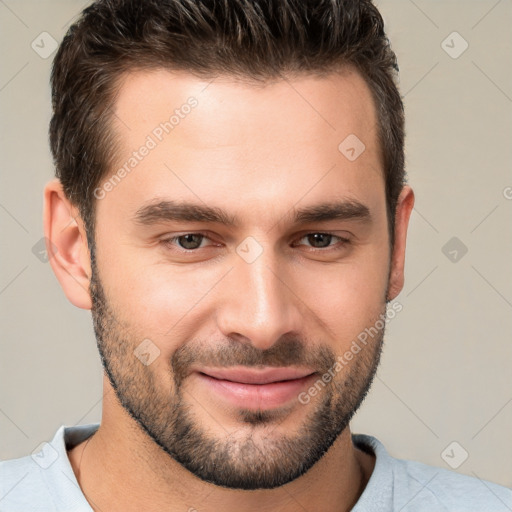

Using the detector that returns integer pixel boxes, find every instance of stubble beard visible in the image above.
[89,259,385,490]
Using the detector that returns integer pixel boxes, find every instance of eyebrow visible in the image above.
[132,198,371,227]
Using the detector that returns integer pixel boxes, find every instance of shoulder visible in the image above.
[352,433,512,512]
[0,453,54,510]
[1,423,99,511]
[394,456,511,511]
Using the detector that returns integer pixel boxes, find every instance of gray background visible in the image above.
[1,0,511,488]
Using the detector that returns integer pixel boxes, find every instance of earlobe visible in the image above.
[387,185,415,301]
[43,179,93,310]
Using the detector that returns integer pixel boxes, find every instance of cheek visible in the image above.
[99,247,221,350]
[295,247,389,344]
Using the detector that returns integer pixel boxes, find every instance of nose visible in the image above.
[215,247,303,351]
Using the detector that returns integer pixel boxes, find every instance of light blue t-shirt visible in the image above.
[1,423,511,511]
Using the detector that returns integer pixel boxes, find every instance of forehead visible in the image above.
[100,67,384,226]
[112,67,378,147]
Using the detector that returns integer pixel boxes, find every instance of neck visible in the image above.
[68,390,375,512]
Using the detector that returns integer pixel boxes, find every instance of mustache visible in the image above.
[171,335,336,387]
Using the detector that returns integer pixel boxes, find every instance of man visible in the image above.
[1,0,510,510]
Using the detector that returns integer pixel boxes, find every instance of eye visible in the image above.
[162,233,212,251]
[160,231,350,253]
[295,232,350,250]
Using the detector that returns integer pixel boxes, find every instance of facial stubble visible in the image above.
[89,258,385,490]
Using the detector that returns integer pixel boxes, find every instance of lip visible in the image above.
[198,366,315,384]
[194,367,317,410]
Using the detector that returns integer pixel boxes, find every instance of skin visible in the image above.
[44,67,414,512]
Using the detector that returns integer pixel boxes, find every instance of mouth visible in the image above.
[193,366,318,410]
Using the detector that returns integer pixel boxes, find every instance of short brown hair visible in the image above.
[49,0,405,243]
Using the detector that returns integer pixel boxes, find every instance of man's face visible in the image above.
[90,68,391,489]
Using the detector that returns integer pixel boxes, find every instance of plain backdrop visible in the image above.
[1,0,511,488]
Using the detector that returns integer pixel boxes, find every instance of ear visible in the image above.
[387,185,415,301]
[43,179,92,309]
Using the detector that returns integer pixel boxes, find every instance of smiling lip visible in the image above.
[194,366,317,410]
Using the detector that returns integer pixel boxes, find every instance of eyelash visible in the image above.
[160,232,351,253]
